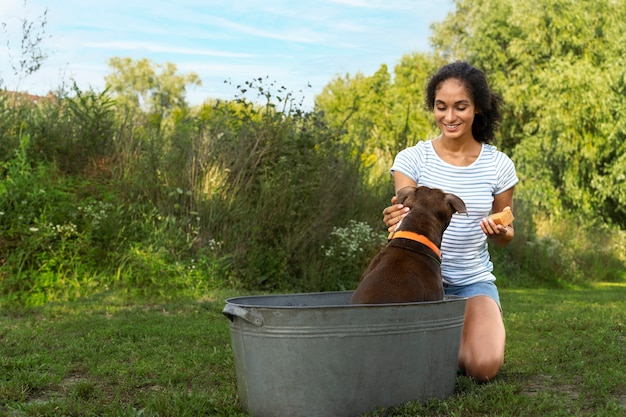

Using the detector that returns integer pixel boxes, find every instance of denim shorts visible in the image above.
[443,280,502,311]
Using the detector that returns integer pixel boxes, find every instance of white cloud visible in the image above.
[84,41,256,59]
[1,0,453,107]
[327,0,426,10]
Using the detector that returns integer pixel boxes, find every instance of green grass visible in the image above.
[1,284,624,417]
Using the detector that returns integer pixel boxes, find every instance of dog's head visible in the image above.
[395,186,467,244]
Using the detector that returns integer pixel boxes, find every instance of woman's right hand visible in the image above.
[382,195,410,232]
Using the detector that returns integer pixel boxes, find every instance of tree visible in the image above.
[105,57,201,121]
[315,66,393,180]
[315,53,445,181]
[430,0,626,226]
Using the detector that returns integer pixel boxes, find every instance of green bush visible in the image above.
[0,83,391,304]
[492,200,626,289]
[189,99,386,291]
[319,220,387,290]
[1,80,624,307]
[0,156,82,304]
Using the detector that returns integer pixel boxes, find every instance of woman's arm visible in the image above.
[382,172,417,232]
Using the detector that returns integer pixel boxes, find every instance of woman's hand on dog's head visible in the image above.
[383,195,410,232]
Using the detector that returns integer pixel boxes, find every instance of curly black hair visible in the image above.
[425,61,503,143]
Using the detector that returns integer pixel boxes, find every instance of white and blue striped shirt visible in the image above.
[391,140,518,286]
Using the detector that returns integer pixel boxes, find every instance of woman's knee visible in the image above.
[465,354,502,382]
[462,354,503,383]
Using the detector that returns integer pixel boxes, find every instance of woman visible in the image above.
[383,61,518,382]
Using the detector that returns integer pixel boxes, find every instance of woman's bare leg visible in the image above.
[457,295,506,383]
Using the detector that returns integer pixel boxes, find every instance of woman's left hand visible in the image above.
[484,188,515,246]
[480,218,508,238]
[480,217,513,246]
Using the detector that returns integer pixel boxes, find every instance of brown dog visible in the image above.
[350,186,467,304]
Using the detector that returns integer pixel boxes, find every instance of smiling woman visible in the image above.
[383,61,516,383]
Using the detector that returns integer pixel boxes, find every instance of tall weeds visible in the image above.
[0,85,389,305]
[491,200,626,289]
[0,84,623,306]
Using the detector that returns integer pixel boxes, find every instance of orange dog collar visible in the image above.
[388,230,442,259]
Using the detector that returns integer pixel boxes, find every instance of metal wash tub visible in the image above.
[222,291,466,417]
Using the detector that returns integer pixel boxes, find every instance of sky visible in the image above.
[0,0,454,109]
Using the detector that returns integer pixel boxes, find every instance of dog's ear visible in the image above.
[446,193,467,215]
[396,186,417,205]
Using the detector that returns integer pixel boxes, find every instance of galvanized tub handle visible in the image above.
[222,304,264,327]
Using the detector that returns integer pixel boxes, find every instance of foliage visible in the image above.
[65,85,117,163]
[0,137,122,306]
[105,57,201,125]
[430,0,626,227]
[320,220,387,290]
[0,84,116,174]
[491,201,626,289]
[315,54,446,181]
[1,70,392,304]
[179,82,386,291]
[4,0,626,304]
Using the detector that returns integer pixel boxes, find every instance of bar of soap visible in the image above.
[488,207,514,227]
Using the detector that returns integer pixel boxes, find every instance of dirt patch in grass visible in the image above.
[519,374,626,412]
[519,374,580,400]
[21,374,91,406]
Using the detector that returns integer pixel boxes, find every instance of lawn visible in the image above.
[1,283,624,416]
